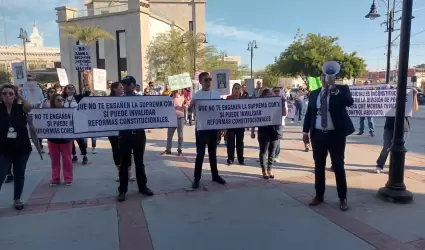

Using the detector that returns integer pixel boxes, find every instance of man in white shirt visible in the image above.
[188,72,226,189]
[302,74,354,211]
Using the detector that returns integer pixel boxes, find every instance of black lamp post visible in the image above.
[17,28,31,70]
[247,40,258,79]
[378,0,414,203]
[180,32,208,79]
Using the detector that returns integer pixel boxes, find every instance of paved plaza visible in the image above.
[1,117,425,250]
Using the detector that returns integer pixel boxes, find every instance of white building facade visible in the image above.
[56,0,206,90]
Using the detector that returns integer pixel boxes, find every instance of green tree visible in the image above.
[61,24,114,92]
[259,64,282,88]
[146,29,246,82]
[273,30,366,87]
[0,69,10,84]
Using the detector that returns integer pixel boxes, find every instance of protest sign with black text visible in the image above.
[29,108,117,138]
[72,96,178,133]
[195,97,283,130]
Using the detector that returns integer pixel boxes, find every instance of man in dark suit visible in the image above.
[302,74,354,211]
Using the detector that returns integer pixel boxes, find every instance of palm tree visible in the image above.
[61,24,114,93]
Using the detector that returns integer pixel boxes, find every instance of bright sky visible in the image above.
[1,0,425,71]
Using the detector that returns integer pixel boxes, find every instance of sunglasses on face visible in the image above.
[2,92,14,97]
[55,98,64,102]
[204,78,212,82]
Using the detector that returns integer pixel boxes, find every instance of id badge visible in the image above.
[7,127,17,139]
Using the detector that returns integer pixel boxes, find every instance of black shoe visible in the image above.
[357,132,364,135]
[117,192,126,202]
[212,175,226,185]
[191,179,200,189]
[82,156,88,165]
[226,159,233,165]
[4,174,13,183]
[139,186,154,196]
[238,161,245,165]
[369,131,374,137]
[72,155,78,162]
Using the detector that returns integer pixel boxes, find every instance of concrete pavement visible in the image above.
[1,117,425,250]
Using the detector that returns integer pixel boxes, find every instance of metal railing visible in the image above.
[72,4,129,19]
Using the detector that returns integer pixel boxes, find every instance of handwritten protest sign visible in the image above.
[72,96,177,133]
[286,84,414,119]
[347,84,413,117]
[195,97,282,130]
[73,45,92,71]
[29,108,117,138]
[168,72,192,91]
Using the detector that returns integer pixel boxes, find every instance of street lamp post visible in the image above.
[180,32,208,79]
[17,28,30,70]
[247,40,258,79]
[366,0,414,203]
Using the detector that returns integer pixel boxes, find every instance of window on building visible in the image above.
[116,30,127,81]
[96,39,106,69]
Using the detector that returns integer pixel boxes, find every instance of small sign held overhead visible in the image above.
[12,62,27,84]
[56,68,69,86]
[93,68,107,91]
[73,45,92,71]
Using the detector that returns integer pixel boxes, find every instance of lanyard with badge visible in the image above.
[65,96,74,108]
[6,110,17,139]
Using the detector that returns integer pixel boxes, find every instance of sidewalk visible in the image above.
[1,120,425,250]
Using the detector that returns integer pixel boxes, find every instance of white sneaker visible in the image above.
[274,158,279,163]
[65,182,73,186]
[92,148,97,154]
[374,167,382,174]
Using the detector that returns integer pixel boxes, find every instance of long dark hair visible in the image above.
[110,82,120,96]
[62,84,76,98]
[50,93,62,108]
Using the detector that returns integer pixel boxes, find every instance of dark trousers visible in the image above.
[0,153,30,200]
[108,136,132,167]
[39,139,43,150]
[118,131,148,193]
[226,128,244,162]
[292,100,303,121]
[311,130,347,200]
[72,138,87,156]
[194,130,219,181]
[108,136,121,166]
[258,133,278,170]
[7,164,12,176]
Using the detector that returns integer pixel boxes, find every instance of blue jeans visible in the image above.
[0,153,30,200]
[292,100,303,121]
[275,125,284,158]
[359,117,375,133]
[91,138,96,148]
[376,130,409,169]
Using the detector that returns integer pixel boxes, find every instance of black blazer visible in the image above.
[302,85,355,138]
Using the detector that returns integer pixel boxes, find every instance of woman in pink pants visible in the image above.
[48,94,73,186]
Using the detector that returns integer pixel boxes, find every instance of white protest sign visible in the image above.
[22,82,44,106]
[212,69,230,96]
[348,84,413,117]
[12,62,27,84]
[168,72,192,91]
[93,68,107,91]
[195,97,283,131]
[72,96,178,133]
[73,45,92,71]
[287,101,296,119]
[56,68,69,86]
[29,108,117,138]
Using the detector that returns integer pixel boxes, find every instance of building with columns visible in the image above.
[0,25,60,80]
[56,0,206,91]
